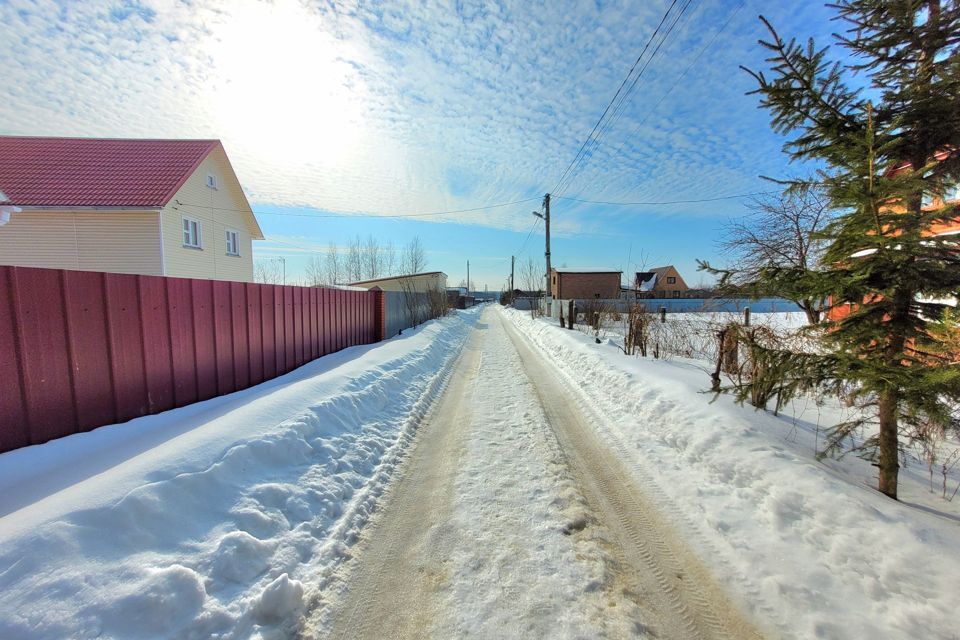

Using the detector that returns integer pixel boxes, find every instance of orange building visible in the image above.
[827,158,959,322]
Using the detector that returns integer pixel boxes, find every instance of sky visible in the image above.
[0,0,843,291]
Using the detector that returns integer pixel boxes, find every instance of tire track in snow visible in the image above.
[502,309,784,635]
[499,313,765,640]
[303,325,482,639]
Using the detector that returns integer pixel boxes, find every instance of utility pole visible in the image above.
[544,193,551,314]
[531,193,552,314]
[510,255,515,304]
[466,260,470,297]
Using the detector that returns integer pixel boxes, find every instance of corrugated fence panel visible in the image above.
[231,282,250,391]
[167,277,198,408]
[309,287,318,360]
[137,274,174,415]
[293,286,304,368]
[213,280,234,396]
[192,279,217,401]
[348,291,355,346]
[273,286,284,376]
[0,268,30,451]
[262,285,277,381]
[246,283,263,386]
[14,268,77,444]
[322,288,331,355]
[283,286,295,373]
[0,268,381,454]
[63,270,116,431]
[333,289,342,352]
[105,273,148,424]
[340,290,348,351]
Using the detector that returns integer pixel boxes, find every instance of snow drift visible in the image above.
[0,308,477,639]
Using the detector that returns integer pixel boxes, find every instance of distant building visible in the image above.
[550,268,622,299]
[511,288,542,311]
[633,266,689,298]
[0,136,264,281]
[349,271,447,293]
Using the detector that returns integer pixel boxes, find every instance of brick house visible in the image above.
[550,268,621,299]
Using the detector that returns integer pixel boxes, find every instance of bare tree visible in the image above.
[324,242,342,285]
[401,236,427,274]
[304,254,325,286]
[254,258,283,284]
[363,235,381,279]
[700,187,833,324]
[345,235,364,283]
[519,257,542,317]
[382,240,397,277]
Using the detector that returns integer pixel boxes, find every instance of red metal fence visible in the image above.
[0,266,383,453]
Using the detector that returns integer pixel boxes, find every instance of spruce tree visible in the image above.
[742,0,960,499]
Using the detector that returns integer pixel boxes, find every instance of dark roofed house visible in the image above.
[632,266,689,298]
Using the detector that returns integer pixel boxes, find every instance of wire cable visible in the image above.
[515,216,541,257]
[554,190,775,206]
[172,196,541,220]
[556,0,698,197]
[550,0,680,196]
[577,0,747,197]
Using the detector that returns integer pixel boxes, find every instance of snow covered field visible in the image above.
[0,308,478,639]
[504,307,960,639]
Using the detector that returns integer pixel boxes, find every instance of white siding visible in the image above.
[0,209,162,275]
[160,146,259,282]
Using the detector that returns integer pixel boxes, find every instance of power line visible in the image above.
[172,196,541,220]
[554,190,775,206]
[581,0,747,196]
[551,0,681,196]
[515,215,541,257]
[556,0,698,197]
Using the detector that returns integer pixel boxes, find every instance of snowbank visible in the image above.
[501,307,960,639]
[0,308,477,639]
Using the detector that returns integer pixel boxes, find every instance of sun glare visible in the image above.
[206,1,366,169]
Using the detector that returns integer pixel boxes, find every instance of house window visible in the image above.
[667,276,676,284]
[673,290,681,298]
[182,216,202,248]
[226,230,240,256]
[206,173,218,189]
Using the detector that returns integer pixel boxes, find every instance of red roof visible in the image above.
[0,136,219,207]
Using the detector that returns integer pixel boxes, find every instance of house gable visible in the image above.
[649,266,688,290]
[160,144,261,282]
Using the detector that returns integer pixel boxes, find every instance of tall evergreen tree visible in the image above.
[742,0,960,499]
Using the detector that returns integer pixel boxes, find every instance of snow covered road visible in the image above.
[5,301,952,639]
[310,307,761,639]
[0,308,478,639]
